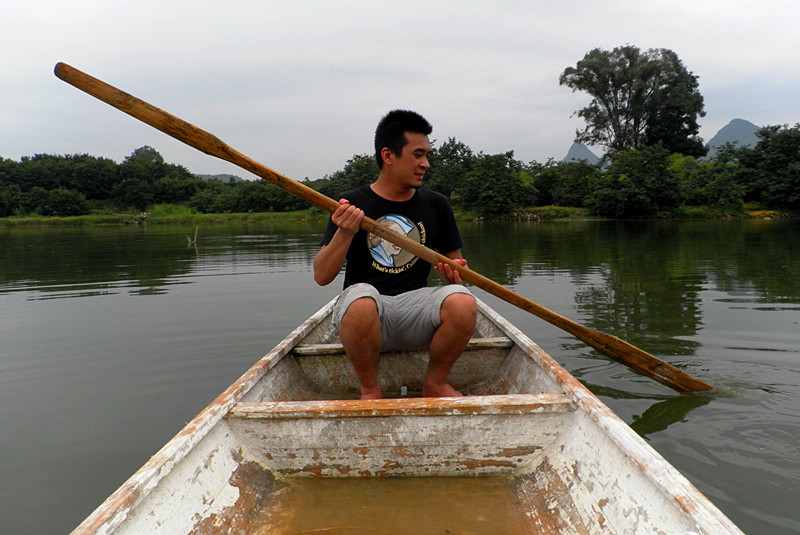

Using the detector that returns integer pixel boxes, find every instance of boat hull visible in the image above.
[71,297,743,535]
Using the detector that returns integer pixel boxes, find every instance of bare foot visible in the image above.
[359,385,382,400]
[421,382,463,398]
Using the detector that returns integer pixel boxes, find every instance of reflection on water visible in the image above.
[464,219,800,362]
[0,224,324,300]
[629,394,712,438]
[1,219,799,535]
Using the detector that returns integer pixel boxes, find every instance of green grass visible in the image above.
[0,214,138,226]
[507,206,590,221]
[669,204,797,219]
[0,204,332,226]
[1,203,793,227]
[146,207,329,225]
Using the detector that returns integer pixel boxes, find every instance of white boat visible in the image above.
[71,297,743,534]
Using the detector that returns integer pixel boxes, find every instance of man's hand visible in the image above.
[331,199,363,235]
[434,258,467,285]
[313,199,364,286]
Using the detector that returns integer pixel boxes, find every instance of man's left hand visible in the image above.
[435,258,467,285]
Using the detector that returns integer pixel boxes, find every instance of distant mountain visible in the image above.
[705,119,760,158]
[194,173,245,183]
[563,143,600,164]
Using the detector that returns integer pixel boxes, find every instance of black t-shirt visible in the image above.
[320,185,464,296]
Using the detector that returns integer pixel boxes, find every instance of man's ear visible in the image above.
[380,147,394,167]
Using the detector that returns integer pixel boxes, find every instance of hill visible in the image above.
[563,143,600,164]
[705,119,760,158]
[194,173,245,183]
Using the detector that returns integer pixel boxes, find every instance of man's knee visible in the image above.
[340,296,381,336]
[441,292,477,328]
[344,296,380,320]
[333,283,381,328]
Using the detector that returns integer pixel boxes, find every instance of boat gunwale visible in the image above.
[70,296,743,535]
[69,299,338,535]
[476,300,743,534]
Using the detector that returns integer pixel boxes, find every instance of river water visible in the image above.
[1,219,798,534]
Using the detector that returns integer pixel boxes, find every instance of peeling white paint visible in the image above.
[69,297,744,535]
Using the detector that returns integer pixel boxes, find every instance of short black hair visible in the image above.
[374,110,433,169]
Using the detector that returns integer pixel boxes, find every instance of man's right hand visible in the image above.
[313,199,364,286]
[331,199,364,235]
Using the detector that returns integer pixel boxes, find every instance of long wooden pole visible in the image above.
[54,62,713,393]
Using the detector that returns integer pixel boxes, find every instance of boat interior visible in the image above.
[73,300,738,535]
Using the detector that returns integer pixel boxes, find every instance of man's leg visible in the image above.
[339,296,383,399]
[422,292,477,397]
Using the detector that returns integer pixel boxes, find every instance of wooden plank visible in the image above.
[291,336,514,356]
[226,394,574,478]
[229,393,573,419]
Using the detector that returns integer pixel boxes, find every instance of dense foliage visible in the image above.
[6,41,798,221]
[3,123,800,220]
[560,45,706,158]
[0,146,310,217]
[724,124,800,210]
[584,145,680,218]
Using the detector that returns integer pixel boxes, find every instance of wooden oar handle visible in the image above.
[54,63,339,213]
[53,64,448,260]
[54,62,713,393]
[53,63,469,278]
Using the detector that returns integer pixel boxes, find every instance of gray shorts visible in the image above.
[332,283,474,351]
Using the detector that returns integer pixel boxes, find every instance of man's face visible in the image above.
[389,132,431,189]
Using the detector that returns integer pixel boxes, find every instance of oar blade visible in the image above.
[584,331,714,393]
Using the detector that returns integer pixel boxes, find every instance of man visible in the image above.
[314,110,477,400]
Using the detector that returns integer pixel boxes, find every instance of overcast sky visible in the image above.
[3,1,797,180]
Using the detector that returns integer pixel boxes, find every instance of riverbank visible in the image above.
[0,206,328,227]
[0,204,794,227]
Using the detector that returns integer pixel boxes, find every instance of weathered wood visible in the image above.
[226,395,572,478]
[291,336,514,356]
[54,61,713,393]
[69,297,742,535]
[229,393,573,419]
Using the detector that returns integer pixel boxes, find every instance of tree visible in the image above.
[21,187,51,215]
[66,155,119,200]
[154,175,200,204]
[560,45,705,157]
[44,188,89,217]
[585,145,680,218]
[112,178,155,211]
[531,159,599,207]
[460,152,523,216]
[426,138,474,198]
[313,154,377,199]
[18,155,65,191]
[0,183,22,217]
[118,146,166,184]
[0,157,21,186]
[670,154,744,208]
[726,124,800,210]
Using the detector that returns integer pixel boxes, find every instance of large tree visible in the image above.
[460,151,525,216]
[560,45,706,157]
[426,137,474,198]
[726,124,800,209]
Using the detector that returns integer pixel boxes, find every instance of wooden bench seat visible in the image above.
[291,336,514,356]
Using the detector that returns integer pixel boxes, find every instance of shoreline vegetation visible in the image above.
[5,123,800,225]
[0,203,793,227]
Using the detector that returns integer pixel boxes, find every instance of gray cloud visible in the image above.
[3,1,798,180]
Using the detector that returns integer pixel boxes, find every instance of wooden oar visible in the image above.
[54,62,713,393]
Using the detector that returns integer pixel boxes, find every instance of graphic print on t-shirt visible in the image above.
[368,214,422,269]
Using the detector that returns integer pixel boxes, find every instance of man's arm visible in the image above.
[313,199,364,286]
